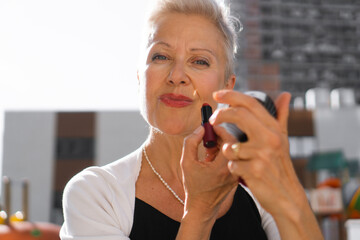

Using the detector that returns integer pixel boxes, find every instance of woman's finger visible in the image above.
[209,106,268,142]
[227,159,254,185]
[222,142,257,161]
[275,92,291,133]
[213,90,278,128]
[212,125,237,144]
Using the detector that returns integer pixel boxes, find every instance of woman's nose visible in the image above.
[167,61,190,86]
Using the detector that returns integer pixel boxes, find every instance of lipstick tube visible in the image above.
[201,104,217,148]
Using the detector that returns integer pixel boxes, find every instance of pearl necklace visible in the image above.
[143,148,185,205]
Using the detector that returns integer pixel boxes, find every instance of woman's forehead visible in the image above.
[148,13,226,53]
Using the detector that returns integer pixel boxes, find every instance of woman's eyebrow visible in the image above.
[190,48,217,58]
[151,41,217,58]
[152,40,172,48]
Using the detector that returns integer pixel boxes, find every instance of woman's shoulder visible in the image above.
[61,148,143,238]
[76,147,141,179]
[63,147,143,201]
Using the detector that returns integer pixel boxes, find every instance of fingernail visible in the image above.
[214,90,226,99]
[194,126,203,134]
[228,160,235,172]
[222,143,230,152]
[209,110,218,124]
[231,143,241,155]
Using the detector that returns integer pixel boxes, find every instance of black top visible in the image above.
[129,185,268,240]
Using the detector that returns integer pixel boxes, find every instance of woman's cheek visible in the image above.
[138,70,153,119]
[195,77,222,102]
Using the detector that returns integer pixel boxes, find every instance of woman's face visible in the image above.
[138,13,234,136]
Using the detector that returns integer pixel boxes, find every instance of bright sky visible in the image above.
[0,0,148,111]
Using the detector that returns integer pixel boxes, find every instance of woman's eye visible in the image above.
[152,54,168,61]
[194,59,210,66]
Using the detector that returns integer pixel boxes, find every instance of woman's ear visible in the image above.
[225,74,236,90]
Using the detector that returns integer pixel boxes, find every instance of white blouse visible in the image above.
[60,146,280,240]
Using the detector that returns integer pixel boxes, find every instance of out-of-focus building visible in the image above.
[231,0,360,104]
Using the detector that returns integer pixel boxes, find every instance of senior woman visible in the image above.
[60,0,323,239]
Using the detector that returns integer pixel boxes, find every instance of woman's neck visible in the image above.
[144,127,188,183]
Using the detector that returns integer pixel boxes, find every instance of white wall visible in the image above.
[96,111,148,166]
[314,107,360,160]
[0,112,4,181]
[2,112,56,222]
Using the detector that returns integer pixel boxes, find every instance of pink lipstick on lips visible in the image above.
[159,93,193,108]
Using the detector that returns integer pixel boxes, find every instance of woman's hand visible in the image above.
[210,90,298,213]
[176,125,238,240]
[209,90,323,240]
[180,125,238,216]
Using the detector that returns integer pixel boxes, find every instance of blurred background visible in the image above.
[0,0,359,239]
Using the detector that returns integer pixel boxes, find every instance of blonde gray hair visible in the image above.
[143,0,240,81]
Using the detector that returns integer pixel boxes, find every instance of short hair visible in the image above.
[142,0,240,81]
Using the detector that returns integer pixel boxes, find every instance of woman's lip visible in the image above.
[159,93,193,108]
